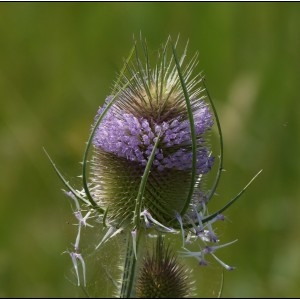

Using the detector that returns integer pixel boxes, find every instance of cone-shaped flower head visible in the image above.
[46,37,262,294]
[135,235,193,298]
[91,39,214,229]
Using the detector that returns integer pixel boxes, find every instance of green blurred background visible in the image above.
[1,2,300,297]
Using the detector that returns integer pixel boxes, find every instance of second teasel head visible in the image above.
[135,235,194,298]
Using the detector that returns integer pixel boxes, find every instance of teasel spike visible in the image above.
[135,234,194,298]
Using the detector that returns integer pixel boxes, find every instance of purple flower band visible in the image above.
[93,96,214,174]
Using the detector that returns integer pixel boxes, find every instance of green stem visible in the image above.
[133,133,161,229]
[120,231,140,298]
[120,135,162,298]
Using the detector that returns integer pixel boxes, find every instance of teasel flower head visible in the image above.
[45,36,262,295]
[135,235,193,298]
[91,37,214,230]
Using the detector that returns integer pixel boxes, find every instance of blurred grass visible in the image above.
[0,2,300,297]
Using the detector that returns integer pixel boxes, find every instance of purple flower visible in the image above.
[89,40,215,228]
[93,95,214,173]
[48,37,257,294]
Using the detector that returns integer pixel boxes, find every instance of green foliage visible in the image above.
[1,2,300,297]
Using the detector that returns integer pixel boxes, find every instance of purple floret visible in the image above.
[93,96,214,173]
